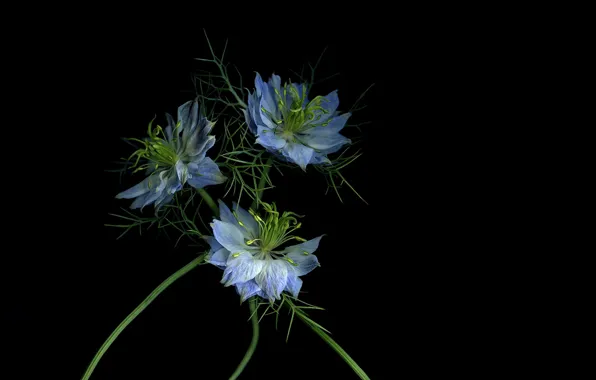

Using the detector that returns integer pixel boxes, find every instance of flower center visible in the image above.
[128,120,180,173]
[261,82,333,139]
[247,202,306,255]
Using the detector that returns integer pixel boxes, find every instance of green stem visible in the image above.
[81,254,206,380]
[227,156,273,379]
[228,298,259,380]
[298,314,370,380]
[251,156,274,210]
[197,187,219,217]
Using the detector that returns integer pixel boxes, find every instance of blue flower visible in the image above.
[116,101,226,209]
[205,200,323,302]
[244,73,351,170]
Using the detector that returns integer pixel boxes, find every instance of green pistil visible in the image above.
[127,119,180,172]
[265,82,333,138]
[246,203,305,254]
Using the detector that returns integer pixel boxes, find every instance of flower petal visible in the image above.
[282,143,314,171]
[154,193,174,210]
[116,176,153,199]
[207,248,230,268]
[307,113,351,136]
[235,280,262,302]
[232,202,259,238]
[254,72,265,98]
[284,271,303,298]
[187,157,226,189]
[255,260,288,301]
[203,235,222,250]
[309,90,339,125]
[178,100,199,139]
[288,83,308,107]
[217,200,236,225]
[222,254,265,286]
[309,153,332,165]
[212,220,250,254]
[260,80,278,116]
[183,131,215,160]
[244,105,257,135]
[255,128,286,151]
[175,160,188,184]
[283,235,324,276]
[300,133,350,153]
[284,235,324,255]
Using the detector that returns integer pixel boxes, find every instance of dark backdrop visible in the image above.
[6,26,484,380]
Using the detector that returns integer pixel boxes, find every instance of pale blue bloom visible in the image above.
[116,101,226,210]
[205,200,323,302]
[244,73,351,170]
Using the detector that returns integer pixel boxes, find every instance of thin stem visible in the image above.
[251,156,274,210]
[81,254,207,380]
[298,314,370,380]
[197,187,219,217]
[228,298,259,380]
[228,156,273,379]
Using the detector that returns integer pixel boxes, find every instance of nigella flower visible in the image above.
[204,201,323,302]
[116,101,226,209]
[244,73,351,170]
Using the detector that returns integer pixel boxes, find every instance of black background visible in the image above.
[88,32,391,379]
[5,26,489,379]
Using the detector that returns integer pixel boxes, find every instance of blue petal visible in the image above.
[258,102,278,129]
[286,253,319,277]
[270,74,282,96]
[282,143,314,171]
[212,220,250,254]
[307,113,351,136]
[165,113,177,136]
[203,235,223,251]
[300,133,350,153]
[217,200,236,225]
[221,254,265,286]
[244,105,257,135]
[118,173,166,209]
[255,128,286,151]
[288,83,308,108]
[284,235,324,255]
[254,73,265,98]
[260,80,278,116]
[284,272,303,298]
[232,202,259,238]
[282,235,324,276]
[309,90,339,125]
[187,157,226,189]
[309,153,332,165]
[175,160,188,184]
[235,280,262,302]
[255,260,288,301]
[185,134,215,160]
[208,248,230,269]
[115,177,152,199]
[154,193,175,210]
[129,193,150,209]
[178,101,199,139]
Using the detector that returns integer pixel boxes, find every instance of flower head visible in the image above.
[244,73,351,170]
[116,101,226,210]
[205,200,323,302]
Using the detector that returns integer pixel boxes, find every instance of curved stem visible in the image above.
[298,315,370,380]
[251,156,274,210]
[227,156,274,379]
[81,254,207,380]
[228,298,259,380]
[197,187,219,217]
